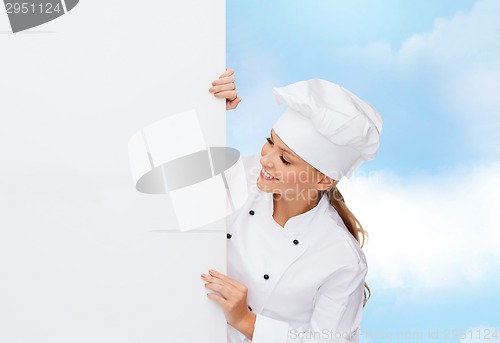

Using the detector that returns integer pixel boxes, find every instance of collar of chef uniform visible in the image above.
[259,189,331,235]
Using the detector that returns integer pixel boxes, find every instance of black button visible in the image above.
[249,210,255,215]
[263,274,269,280]
[227,233,232,239]
[293,239,299,245]
[248,306,253,311]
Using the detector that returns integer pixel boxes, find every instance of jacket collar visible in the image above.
[259,189,331,235]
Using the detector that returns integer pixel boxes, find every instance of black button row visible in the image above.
[227,232,298,245]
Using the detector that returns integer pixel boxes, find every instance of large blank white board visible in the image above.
[0,1,227,342]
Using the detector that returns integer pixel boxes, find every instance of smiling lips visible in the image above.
[260,168,278,181]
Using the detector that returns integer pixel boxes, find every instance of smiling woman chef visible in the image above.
[202,69,383,343]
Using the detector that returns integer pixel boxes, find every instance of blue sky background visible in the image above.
[227,1,499,342]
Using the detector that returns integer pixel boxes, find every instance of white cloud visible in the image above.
[338,161,500,296]
[348,0,500,157]
[398,0,500,155]
[334,2,500,296]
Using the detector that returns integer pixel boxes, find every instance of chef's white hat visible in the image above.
[272,79,383,180]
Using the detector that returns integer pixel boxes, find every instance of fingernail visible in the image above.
[209,269,216,275]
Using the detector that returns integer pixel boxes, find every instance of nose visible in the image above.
[260,154,274,169]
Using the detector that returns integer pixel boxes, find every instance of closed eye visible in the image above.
[280,156,291,165]
[266,137,291,165]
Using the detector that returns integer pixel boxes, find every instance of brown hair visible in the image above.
[324,187,371,308]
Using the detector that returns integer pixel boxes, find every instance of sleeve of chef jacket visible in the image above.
[247,262,368,343]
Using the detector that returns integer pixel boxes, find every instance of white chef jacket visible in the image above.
[226,154,368,343]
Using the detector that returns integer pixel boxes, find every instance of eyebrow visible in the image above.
[270,130,296,157]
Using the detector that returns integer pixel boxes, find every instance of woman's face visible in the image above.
[257,129,334,202]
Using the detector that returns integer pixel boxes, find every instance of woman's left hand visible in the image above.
[201,269,255,336]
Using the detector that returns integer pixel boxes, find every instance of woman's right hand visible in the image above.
[209,68,242,110]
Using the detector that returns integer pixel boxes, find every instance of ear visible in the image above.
[316,174,337,191]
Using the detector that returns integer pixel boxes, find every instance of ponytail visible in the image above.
[325,187,371,307]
